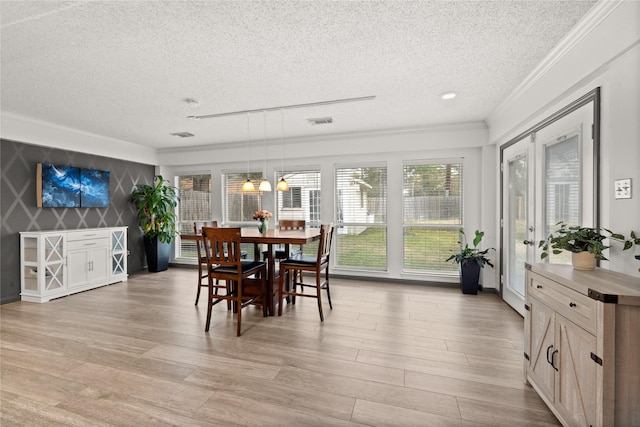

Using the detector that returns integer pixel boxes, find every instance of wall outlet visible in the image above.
[614,178,631,199]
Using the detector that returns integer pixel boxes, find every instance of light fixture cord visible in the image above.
[280,108,285,176]
[246,112,250,177]
[264,110,267,179]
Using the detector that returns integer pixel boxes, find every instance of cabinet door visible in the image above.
[527,296,556,402]
[67,250,90,288]
[91,246,110,282]
[555,314,597,427]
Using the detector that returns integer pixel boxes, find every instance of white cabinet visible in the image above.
[524,263,640,427]
[20,227,128,302]
[67,229,110,288]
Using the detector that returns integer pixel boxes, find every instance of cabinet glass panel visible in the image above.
[23,236,38,263]
[44,235,64,263]
[112,253,125,275]
[44,263,64,291]
[23,266,39,291]
[112,230,125,251]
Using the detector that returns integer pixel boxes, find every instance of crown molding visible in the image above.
[487,0,623,126]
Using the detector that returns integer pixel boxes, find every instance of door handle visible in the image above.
[523,240,534,246]
[546,345,554,365]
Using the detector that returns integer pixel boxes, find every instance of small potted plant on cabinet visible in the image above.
[538,221,635,270]
[129,175,179,272]
[446,229,495,294]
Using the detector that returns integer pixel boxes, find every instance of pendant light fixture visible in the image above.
[276,108,290,191]
[242,112,255,191]
[258,110,272,192]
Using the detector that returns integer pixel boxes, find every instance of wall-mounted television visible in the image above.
[36,163,110,208]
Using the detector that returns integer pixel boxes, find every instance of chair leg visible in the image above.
[278,267,286,316]
[195,276,202,305]
[224,280,232,310]
[325,267,333,310]
[316,270,324,322]
[261,270,268,318]
[236,285,242,337]
[298,270,304,292]
[205,280,214,331]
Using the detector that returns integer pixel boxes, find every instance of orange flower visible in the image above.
[253,210,272,220]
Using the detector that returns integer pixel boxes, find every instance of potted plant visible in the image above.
[129,175,179,272]
[446,229,495,294]
[538,221,635,270]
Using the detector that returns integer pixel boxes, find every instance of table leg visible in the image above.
[266,243,279,316]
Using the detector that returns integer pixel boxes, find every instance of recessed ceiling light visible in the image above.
[307,117,333,125]
[170,131,195,138]
[185,98,200,109]
[440,92,457,100]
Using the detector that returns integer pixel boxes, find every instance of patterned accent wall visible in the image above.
[0,139,155,304]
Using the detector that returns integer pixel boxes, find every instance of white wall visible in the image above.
[1,112,158,165]
[489,0,640,277]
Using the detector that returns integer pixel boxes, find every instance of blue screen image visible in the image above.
[80,168,110,207]
[41,164,81,207]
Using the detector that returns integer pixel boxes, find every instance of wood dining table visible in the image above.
[183,227,321,315]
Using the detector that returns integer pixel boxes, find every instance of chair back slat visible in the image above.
[193,220,218,235]
[202,227,243,267]
[194,221,218,260]
[279,219,306,231]
[317,223,334,264]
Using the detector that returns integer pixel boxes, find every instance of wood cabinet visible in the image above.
[524,263,640,427]
[20,227,128,302]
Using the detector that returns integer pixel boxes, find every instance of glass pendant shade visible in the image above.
[259,179,272,192]
[277,177,289,191]
[242,179,255,191]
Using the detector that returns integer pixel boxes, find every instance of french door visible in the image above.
[502,138,534,315]
[501,90,598,315]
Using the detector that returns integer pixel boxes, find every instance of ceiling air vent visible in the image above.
[307,117,333,125]
[170,131,195,138]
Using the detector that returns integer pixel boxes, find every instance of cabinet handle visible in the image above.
[551,350,559,371]
[546,345,554,365]
[569,302,576,308]
[537,285,543,289]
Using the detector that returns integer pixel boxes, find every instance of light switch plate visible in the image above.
[614,178,632,199]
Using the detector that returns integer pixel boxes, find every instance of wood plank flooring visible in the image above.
[0,268,560,426]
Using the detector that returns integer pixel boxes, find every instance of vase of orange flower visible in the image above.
[253,210,272,234]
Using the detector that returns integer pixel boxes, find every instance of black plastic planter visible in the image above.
[144,235,171,272]
[460,261,481,295]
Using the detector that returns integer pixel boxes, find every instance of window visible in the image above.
[276,170,321,226]
[176,174,212,260]
[335,166,387,270]
[224,172,263,224]
[281,187,302,209]
[402,162,463,272]
[544,135,580,265]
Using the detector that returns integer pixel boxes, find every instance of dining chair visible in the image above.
[277,223,334,321]
[264,219,306,287]
[202,227,267,336]
[193,220,220,306]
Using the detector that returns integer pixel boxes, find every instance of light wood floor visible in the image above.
[1,268,560,426]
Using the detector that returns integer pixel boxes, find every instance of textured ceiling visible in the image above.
[1,1,596,150]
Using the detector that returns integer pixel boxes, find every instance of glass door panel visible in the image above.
[502,138,534,315]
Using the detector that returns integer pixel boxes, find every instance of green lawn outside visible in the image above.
[179,226,462,272]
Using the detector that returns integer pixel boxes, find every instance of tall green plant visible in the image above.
[129,175,179,243]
